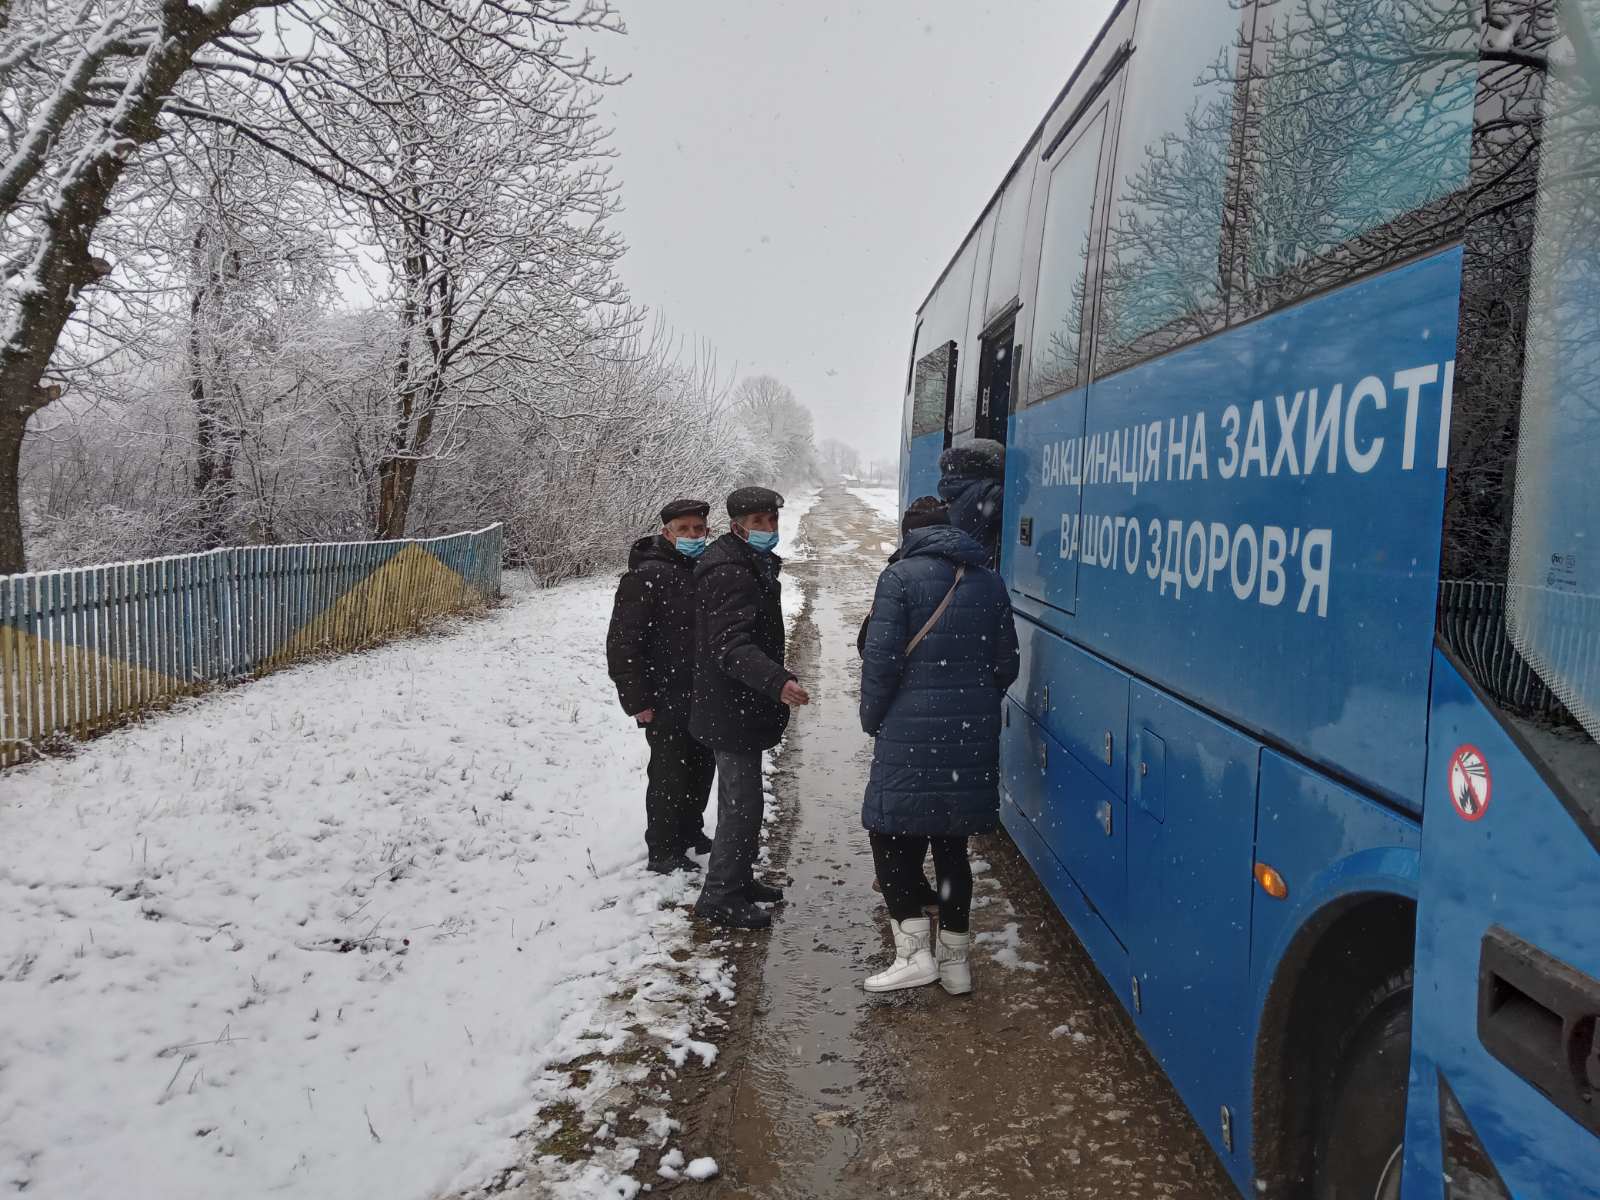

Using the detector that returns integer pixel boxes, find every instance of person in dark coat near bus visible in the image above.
[938,438,1006,569]
[690,486,810,930]
[606,498,716,874]
[859,497,1019,994]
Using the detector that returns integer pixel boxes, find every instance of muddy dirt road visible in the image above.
[685,488,1237,1199]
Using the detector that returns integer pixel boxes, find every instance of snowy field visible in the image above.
[0,492,817,1200]
[845,486,900,529]
[778,486,820,627]
[778,487,819,556]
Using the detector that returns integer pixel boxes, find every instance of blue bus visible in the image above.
[900,1,1600,1196]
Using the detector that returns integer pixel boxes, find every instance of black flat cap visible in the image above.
[660,498,710,523]
[726,486,785,519]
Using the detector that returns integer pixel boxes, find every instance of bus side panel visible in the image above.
[1127,682,1260,1193]
[1248,751,1422,1188]
[1010,617,1133,937]
[1005,250,1462,811]
[1249,751,1422,970]
[904,431,944,511]
[1403,652,1600,1199]
[1000,718,1134,1002]
[1012,615,1129,799]
[1001,695,1046,826]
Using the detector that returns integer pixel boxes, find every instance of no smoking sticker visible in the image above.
[1448,744,1491,821]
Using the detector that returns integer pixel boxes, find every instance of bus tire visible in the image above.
[1313,967,1413,1200]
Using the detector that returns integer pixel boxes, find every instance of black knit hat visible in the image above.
[726,486,785,519]
[902,496,950,537]
[659,498,710,524]
[940,437,1005,481]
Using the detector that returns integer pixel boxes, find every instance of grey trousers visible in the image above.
[699,749,765,906]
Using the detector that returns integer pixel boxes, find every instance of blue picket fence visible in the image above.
[0,525,502,765]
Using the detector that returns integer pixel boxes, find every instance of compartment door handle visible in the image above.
[1478,925,1600,1136]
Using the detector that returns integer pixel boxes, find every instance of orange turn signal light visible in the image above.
[1254,862,1289,900]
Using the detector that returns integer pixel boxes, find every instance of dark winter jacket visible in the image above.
[939,441,1005,568]
[605,535,699,725]
[689,532,793,752]
[859,525,1020,836]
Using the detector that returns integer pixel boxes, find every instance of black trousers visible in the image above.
[699,749,765,906]
[643,721,715,861]
[870,832,973,933]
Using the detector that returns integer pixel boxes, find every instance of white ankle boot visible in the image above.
[864,917,939,992]
[936,929,972,995]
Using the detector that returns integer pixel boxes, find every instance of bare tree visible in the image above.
[172,126,341,546]
[0,0,625,573]
[817,437,861,480]
[311,9,630,538]
[731,374,817,488]
[425,319,759,585]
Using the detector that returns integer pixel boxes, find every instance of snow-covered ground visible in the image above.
[779,486,819,627]
[845,485,900,530]
[0,492,817,1200]
[778,486,819,557]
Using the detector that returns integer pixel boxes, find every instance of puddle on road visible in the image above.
[703,488,1234,1200]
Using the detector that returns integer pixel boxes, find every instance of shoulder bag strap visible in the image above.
[904,565,966,657]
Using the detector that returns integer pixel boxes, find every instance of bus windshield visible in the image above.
[1504,0,1600,811]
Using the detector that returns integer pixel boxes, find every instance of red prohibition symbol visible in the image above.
[1448,744,1492,821]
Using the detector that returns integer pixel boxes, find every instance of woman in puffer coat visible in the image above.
[859,497,1019,995]
[938,438,1005,569]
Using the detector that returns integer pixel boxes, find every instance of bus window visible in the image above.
[1094,0,1249,378]
[910,341,958,442]
[1027,111,1106,406]
[1237,0,1479,316]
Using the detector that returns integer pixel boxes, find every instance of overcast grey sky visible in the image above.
[602,1,1117,470]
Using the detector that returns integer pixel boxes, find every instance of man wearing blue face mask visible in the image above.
[607,498,717,874]
[690,486,810,929]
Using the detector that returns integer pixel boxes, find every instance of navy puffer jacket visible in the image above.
[859,525,1020,836]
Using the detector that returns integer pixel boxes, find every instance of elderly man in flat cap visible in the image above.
[689,486,810,929]
[607,498,718,874]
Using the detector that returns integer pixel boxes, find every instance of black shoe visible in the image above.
[743,879,786,904]
[693,898,773,930]
[647,854,701,875]
[690,831,715,855]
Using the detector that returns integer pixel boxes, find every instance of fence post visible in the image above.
[219,550,234,681]
[1,577,15,765]
[487,524,502,599]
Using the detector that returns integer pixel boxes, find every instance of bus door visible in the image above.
[975,316,1016,446]
[1004,103,1110,618]
[1406,4,1600,1193]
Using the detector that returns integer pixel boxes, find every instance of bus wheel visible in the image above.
[1313,967,1413,1200]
